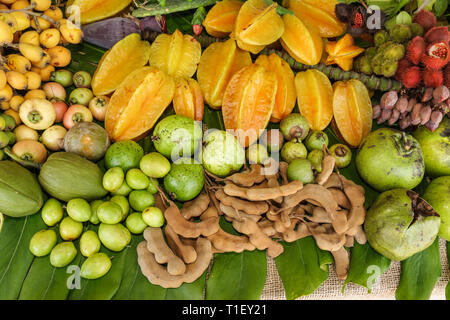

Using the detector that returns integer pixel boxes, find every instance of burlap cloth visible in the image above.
[260,239,449,300]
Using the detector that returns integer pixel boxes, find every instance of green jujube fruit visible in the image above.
[89,200,103,224]
[110,195,129,220]
[140,152,171,178]
[111,180,132,196]
[129,190,155,212]
[50,242,78,268]
[80,253,112,280]
[147,178,159,194]
[67,198,92,222]
[164,158,204,202]
[97,201,123,224]
[102,167,124,192]
[365,189,441,261]
[41,198,63,226]
[59,216,83,241]
[38,152,108,202]
[29,229,57,257]
[126,212,147,234]
[98,223,131,252]
[80,230,101,257]
[423,176,450,241]
[0,161,43,217]
[126,168,149,190]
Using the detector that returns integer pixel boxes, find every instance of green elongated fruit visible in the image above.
[38,152,108,202]
[0,161,43,217]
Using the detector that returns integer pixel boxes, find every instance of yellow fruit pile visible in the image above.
[0,0,82,120]
[203,0,346,65]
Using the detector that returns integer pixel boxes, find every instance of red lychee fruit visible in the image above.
[422,68,443,87]
[395,58,412,81]
[406,36,426,65]
[424,26,450,44]
[402,66,421,88]
[421,41,450,70]
[412,10,437,32]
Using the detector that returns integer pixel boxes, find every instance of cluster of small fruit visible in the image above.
[0,112,17,159]
[353,20,424,78]
[253,113,353,185]
[4,68,110,166]
[28,143,172,280]
[373,85,449,131]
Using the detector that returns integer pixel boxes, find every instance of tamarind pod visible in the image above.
[164,202,220,238]
[258,219,278,237]
[181,193,210,220]
[332,247,349,280]
[306,222,346,252]
[137,238,213,289]
[279,161,289,185]
[406,98,416,113]
[380,91,398,110]
[419,105,432,125]
[200,206,220,220]
[421,88,433,102]
[284,184,348,234]
[340,175,366,232]
[267,176,283,204]
[353,225,367,245]
[219,203,261,222]
[232,217,284,258]
[144,227,186,276]
[282,220,311,243]
[433,85,450,103]
[394,97,408,113]
[399,115,412,130]
[388,109,401,126]
[410,103,423,125]
[309,207,332,224]
[345,235,354,248]
[316,155,335,185]
[329,188,351,210]
[322,173,342,189]
[372,105,381,119]
[377,108,392,124]
[215,189,269,215]
[165,225,198,264]
[224,164,265,187]
[223,180,303,201]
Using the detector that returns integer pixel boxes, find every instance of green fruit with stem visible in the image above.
[280,113,310,141]
[50,69,73,87]
[329,144,352,168]
[307,149,324,173]
[147,178,159,194]
[73,71,92,88]
[281,139,307,163]
[69,88,94,106]
[287,159,314,184]
[305,130,329,151]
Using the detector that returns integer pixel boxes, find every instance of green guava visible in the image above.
[356,128,425,192]
[413,117,450,177]
[423,176,450,241]
[152,115,203,159]
[202,130,245,177]
[365,189,440,261]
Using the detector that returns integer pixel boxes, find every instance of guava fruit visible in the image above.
[365,189,441,261]
[423,176,450,241]
[163,158,204,202]
[413,117,450,177]
[356,128,425,192]
[202,130,245,177]
[152,115,203,160]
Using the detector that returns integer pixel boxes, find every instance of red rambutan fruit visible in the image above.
[424,26,450,44]
[406,36,426,65]
[422,68,443,87]
[444,64,450,87]
[395,58,412,81]
[412,10,437,32]
[421,41,450,70]
[402,66,421,88]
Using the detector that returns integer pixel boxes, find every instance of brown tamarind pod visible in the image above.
[394,97,408,113]
[406,98,416,113]
[372,105,381,119]
[388,109,400,126]
[433,85,450,104]
[380,91,398,110]
[377,108,392,124]
[419,105,432,125]
[421,88,433,102]
[410,103,423,125]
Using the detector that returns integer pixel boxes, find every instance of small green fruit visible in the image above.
[59,217,83,241]
[305,131,329,151]
[246,144,269,164]
[110,195,129,221]
[280,113,310,141]
[129,190,155,212]
[81,253,111,279]
[80,230,101,257]
[140,152,171,178]
[142,207,164,228]
[97,201,123,224]
[281,139,307,163]
[29,229,57,257]
[67,198,92,222]
[102,167,124,192]
[126,168,150,190]
[287,159,314,184]
[41,198,63,227]
[98,223,131,252]
[89,200,103,225]
[50,242,77,268]
[126,212,148,234]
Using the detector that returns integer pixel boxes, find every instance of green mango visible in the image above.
[0,161,43,217]
[365,189,441,261]
[39,152,108,202]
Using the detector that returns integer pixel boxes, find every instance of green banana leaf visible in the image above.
[395,238,442,300]
[343,242,391,293]
[0,214,46,300]
[275,236,333,300]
